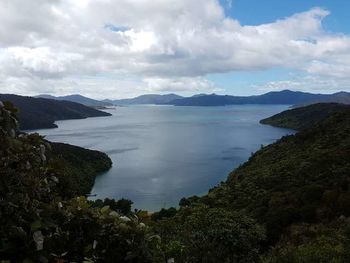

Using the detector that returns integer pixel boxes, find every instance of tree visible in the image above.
[157,206,265,263]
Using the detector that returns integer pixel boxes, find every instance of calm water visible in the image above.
[36,105,293,211]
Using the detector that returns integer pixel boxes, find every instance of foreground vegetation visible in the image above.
[1,101,350,262]
[0,102,160,262]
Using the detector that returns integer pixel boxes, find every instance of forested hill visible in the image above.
[260,103,350,130]
[154,107,350,262]
[49,142,112,197]
[0,94,111,130]
[36,94,112,107]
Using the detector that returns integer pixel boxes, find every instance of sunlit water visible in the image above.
[36,105,294,211]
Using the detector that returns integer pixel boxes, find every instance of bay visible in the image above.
[36,105,294,211]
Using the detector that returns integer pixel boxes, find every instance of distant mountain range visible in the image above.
[36,94,113,107]
[169,90,350,106]
[34,90,350,107]
[108,94,184,105]
[0,94,111,130]
[105,90,350,106]
[292,91,350,107]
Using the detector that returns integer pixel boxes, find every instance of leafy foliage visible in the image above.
[92,198,134,216]
[154,206,265,263]
[0,102,163,262]
[263,219,350,263]
[151,207,177,221]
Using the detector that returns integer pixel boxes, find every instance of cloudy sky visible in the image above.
[0,0,349,99]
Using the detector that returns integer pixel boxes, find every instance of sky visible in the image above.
[0,0,350,99]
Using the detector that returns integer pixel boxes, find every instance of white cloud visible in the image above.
[226,0,233,9]
[143,77,221,93]
[0,0,350,98]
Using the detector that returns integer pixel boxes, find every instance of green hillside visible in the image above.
[50,142,112,197]
[260,103,350,130]
[0,94,111,130]
[2,99,350,262]
[155,107,350,262]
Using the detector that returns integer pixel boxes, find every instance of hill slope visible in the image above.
[156,107,350,262]
[50,142,112,197]
[37,94,112,107]
[0,94,111,130]
[260,103,350,130]
[226,109,350,234]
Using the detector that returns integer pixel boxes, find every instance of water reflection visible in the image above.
[37,105,294,211]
